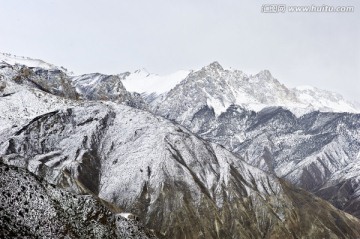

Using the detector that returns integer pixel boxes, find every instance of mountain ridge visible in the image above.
[1,53,360,238]
[2,53,357,115]
[148,61,359,121]
[2,56,360,238]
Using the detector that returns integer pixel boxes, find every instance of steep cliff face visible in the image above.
[1,100,360,238]
[0,163,155,239]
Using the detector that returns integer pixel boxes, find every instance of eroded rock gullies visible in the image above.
[2,56,360,238]
[2,103,360,238]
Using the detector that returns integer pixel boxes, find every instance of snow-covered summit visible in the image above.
[121,68,190,95]
[203,61,224,72]
[1,53,357,116]
[148,62,359,122]
[0,52,72,74]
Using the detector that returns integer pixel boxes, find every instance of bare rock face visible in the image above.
[70,73,139,104]
[316,172,360,219]
[0,163,155,239]
[0,79,6,92]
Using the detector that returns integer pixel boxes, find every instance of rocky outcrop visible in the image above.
[0,163,155,239]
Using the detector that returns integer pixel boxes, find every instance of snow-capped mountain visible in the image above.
[142,62,360,219]
[148,62,359,126]
[2,55,360,238]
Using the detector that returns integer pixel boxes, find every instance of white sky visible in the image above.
[0,0,359,101]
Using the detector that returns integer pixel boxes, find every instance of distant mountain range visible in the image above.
[122,61,359,116]
[1,52,360,238]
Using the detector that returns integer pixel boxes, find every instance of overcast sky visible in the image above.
[0,0,359,101]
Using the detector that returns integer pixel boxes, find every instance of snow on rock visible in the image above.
[121,68,190,95]
[172,101,360,219]
[0,52,71,73]
[148,62,359,126]
[2,96,360,238]
[293,85,358,113]
[137,61,360,221]
[0,58,146,110]
[2,55,360,238]
[0,76,75,133]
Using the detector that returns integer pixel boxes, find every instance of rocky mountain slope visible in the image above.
[189,105,360,217]
[2,55,360,238]
[143,63,360,219]
[0,163,155,238]
[0,83,360,238]
[3,102,360,238]
[0,55,146,110]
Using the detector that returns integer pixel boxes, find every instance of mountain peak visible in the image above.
[256,69,273,79]
[133,68,151,76]
[204,61,224,71]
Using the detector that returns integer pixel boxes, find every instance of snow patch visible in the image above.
[122,69,190,94]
